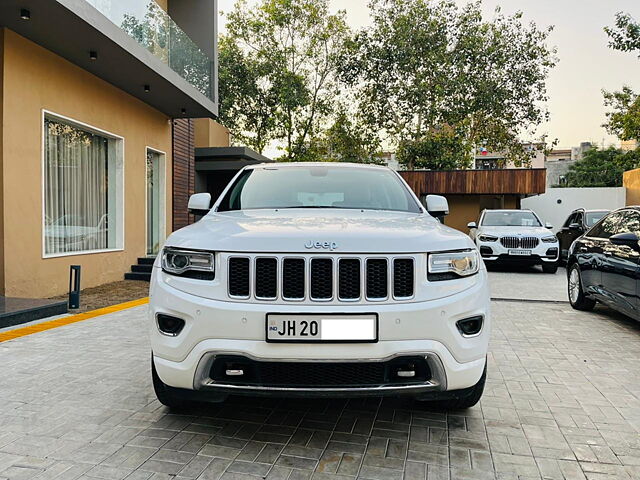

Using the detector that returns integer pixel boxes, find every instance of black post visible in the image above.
[69,265,81,309]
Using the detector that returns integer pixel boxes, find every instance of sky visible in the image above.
[218,0,640,151]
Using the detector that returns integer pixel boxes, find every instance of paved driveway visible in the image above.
[1,298,640,480]
[487,266,567,303]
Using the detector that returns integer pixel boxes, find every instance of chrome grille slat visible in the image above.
[227,255,414,302]
[500,236,539,249]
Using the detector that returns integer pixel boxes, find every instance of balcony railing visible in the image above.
[85,0,212,100]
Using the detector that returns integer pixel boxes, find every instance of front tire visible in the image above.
[542,261,558,274]
[152,358,192,410]
[568,263,596,311]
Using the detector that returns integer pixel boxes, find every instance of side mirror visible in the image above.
[569,222,582,231]
[467,222,477,229]
[188,193,212,216]
[425,195,449,217]
[545,222,553,229]
[610,232,640,250]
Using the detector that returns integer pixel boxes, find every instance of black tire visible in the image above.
[568,263,596,311]
[152,358,193,411]
[542,262,558,274]
[424,364,486,410]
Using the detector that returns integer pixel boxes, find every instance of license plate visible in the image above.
[508,249,532,256]
[266,314,378,343]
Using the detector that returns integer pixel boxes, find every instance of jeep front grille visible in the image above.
[227,255,415,302]
[500,236,539,249]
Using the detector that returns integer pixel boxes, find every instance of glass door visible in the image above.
[146,150,162,255]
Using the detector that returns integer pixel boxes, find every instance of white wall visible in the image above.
[521,187,626,233]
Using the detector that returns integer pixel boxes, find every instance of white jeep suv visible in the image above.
[150,163,490,409]
[469,209,559,273]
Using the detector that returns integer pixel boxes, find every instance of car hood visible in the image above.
[165,209,475,254]
[478,226,553,237]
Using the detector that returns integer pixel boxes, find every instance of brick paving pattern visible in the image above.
[0,299,639,479]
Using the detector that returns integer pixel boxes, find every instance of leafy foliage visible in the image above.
[315,109,382,163]
[562,148,640,187]
[603,13,640,142]
[605,12,640,56]
[338,0,557,169]
[219,0,349,161]
[397,126,472,170]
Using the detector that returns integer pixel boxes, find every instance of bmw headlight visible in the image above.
[162,247,215,279]
[541,235,558,243]
[428,250,480,281]
[478,234,498,242]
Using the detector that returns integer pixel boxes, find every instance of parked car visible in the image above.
[557,208,609,263]
[149,163,490,410]
[468,209,559,273]
[567,207,640,320]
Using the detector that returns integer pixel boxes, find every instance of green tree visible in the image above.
[315,108,381,163]
[562,148,640,187]
[339,0,557,170]
[218,37,278,153]
[603,13,640,141]
[221,0,349,161]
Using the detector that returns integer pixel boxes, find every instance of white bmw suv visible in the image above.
[149,163,490,410]
[469,209,559,273]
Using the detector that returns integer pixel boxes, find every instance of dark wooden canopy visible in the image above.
[400,169,546,196]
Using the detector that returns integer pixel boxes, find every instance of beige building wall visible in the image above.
[444,195,519,233]
[194,118,231,148]
[624,168,640,206]
[1,29,173,297]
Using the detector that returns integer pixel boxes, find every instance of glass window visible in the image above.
[574,212,584,226]
[585,211,608,227]
[44,116,123,255]
[587,211,623,239]
[217,166,422,213]
[616,210,640,235]
[481,210,542,227]
[563,212,577,228]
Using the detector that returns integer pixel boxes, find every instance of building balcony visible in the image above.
[0,0,218,118]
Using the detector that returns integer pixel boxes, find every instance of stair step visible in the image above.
[125,272,151,282]
[132,264,153,273]
[137,257,156,265]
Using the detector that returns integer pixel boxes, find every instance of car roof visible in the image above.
[572,208,609,213]
[244,162,390,171]
[482,209,534,213]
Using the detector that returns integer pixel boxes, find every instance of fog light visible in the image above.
[479,246,493,257]
[456,316,483,336]
[156,314,185,336]
[546,247,558,257]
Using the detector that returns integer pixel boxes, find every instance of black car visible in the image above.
[557,208,608,263]
[567,207,640,320]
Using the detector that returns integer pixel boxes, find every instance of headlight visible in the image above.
[428,250,480,281]
[162,247,215,279]
[478,234,498,242]
[541,235,558,243]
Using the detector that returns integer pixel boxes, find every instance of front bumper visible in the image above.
[150,268,490,396]
[478,240,559,264]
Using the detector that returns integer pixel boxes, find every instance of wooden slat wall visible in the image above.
[172,118,195,230]
[400,169,547,196]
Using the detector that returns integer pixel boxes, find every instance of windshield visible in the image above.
[585,211,607,227]
[217,166,422,213]
[481,211,542,227]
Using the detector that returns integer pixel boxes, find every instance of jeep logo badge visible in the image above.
[305,241,338,251]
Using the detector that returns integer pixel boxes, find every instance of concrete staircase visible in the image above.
[124,257,155,281]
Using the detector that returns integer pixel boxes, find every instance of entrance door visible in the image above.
[146,149,165,255]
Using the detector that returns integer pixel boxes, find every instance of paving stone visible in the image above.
[2,286,640,479]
